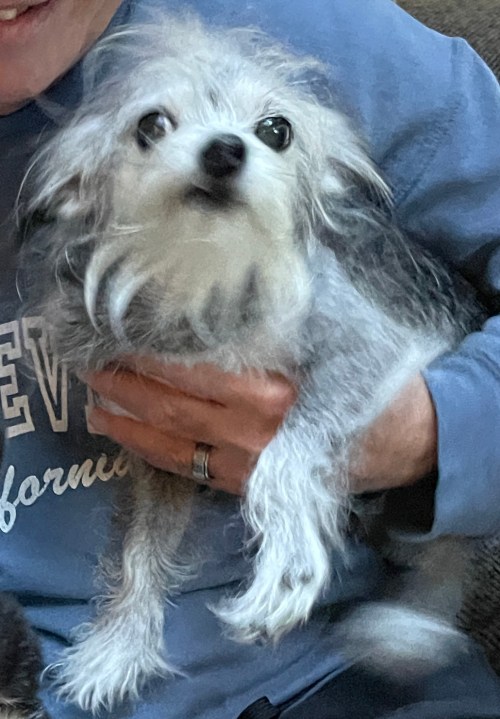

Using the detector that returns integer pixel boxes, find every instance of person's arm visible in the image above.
[349,30,500,537]
[391,38,500,538]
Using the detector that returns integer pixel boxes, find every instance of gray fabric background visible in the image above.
[398,0,500,78]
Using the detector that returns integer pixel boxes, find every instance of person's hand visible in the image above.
[84,361,436,496]
[83,359,297,495]
[349,374,438,493]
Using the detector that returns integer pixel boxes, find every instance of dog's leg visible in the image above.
[51,467,195,713]
[215,314,453,644]
[214,424,346,642]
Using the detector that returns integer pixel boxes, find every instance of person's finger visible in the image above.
[89,407,252,495]
[85,369,283,453]
[117,357,297,414]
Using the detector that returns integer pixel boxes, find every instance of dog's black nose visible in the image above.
[200,134,246,178]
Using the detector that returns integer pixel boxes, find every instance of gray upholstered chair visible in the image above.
[398,0,500,79]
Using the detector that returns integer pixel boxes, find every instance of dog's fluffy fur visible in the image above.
[17,13,482,713]
[0,595,48,719]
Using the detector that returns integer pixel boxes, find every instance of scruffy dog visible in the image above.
[16,12,481,713]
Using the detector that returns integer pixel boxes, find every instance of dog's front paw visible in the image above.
[338,601,469,679]
[48,620,178,713]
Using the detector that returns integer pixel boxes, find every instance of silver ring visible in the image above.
[192,442,213,483]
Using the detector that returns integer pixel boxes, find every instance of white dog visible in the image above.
[18,12,481,713]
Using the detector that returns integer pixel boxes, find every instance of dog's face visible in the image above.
[21,18,388,366]
[98,64,314,344]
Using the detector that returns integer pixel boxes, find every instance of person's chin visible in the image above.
[0,57,64,115]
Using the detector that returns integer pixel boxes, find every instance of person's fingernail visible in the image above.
[88,409,107,435]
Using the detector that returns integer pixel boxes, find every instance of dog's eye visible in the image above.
[135,111,173,150]
[255,116,293,152]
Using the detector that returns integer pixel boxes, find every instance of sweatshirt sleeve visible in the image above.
[306,0,500,538]
[393,40,500,537]
[313,1,500,537]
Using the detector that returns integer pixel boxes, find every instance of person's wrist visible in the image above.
[350,374,438,493]
[406,376,438,483]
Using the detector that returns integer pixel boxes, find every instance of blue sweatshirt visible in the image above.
[1,1,500,717]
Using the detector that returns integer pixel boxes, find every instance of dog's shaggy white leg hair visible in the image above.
[215,427,344,641]
[50,467,195,713]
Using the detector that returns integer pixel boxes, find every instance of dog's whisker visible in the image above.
[107,223,143,238]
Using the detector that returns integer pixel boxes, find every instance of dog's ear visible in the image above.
[321,155,391,211]
[303,106,393,250]
[17,114,112,246]
[17,173,95,248]
[42,174,90,222]
[16,167,105,309]
[320,110,391,210]
[26,111,110,210]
